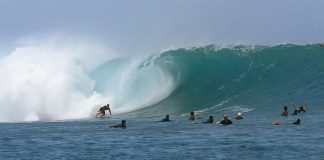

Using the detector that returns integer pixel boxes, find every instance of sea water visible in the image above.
[1,44,324,159]
[1,111,324,160]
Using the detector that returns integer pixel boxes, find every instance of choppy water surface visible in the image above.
[1,109,323,160]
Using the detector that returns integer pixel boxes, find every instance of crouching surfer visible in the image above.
[109,120,127,129]
[96,104,111,117]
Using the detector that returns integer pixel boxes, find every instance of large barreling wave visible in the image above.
[132,44,324,118]
[1,44,324,122]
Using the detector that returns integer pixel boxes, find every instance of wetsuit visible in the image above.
[298,107,305,113]
[110,120,126,128]
[110,124,126,129]
[203,117,213,124]
[161,117,170,122]
[220,119,232,125]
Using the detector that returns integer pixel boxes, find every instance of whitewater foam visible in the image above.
[0,40,176,122]
[0,42,113,122]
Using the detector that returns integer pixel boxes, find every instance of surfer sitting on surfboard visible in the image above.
[220,116,232,125]
[96,104,111,117]
[281,106,288,117]
[235,112,243,120]
[188,111,195,121]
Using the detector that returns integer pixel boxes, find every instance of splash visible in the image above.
[0,40,175,122]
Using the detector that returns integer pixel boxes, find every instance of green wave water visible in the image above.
[92,44,324,117]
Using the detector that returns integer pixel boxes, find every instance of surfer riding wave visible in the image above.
[96,104,111,117]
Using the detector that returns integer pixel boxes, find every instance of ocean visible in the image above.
[1,44,324,159]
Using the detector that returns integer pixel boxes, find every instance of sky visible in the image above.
[0,0,324,55]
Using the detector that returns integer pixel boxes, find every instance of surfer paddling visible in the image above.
[96,104,111,117]
[272,119,301,125]
[109,120,126,129]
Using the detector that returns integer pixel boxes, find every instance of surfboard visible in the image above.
[95,115,111,119]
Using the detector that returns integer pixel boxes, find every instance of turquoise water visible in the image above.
[1,112,324,159]
[93,44,324,116]
[1,44,324,159]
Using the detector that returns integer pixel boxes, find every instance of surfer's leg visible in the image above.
[96,112,104,117]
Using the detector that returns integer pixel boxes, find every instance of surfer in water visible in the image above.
[292,119,301,125]
[281,106,288,117]
[188,111,195,121]
[235,112,243,120]
[109,120,126,129]
[272,119,301,125]
[96,104,111,117]
[292,107,298,115]
[202,115,214,124]
[220,116,232,125]
[298,106,306,113]
[161,115,171,122]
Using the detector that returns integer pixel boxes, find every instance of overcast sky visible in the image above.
[1,0,324,55]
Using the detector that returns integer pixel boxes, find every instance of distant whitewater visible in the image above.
[1,44,323,122]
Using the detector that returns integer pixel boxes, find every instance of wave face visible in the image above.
[1,44,324,122]
[121,44,324,117]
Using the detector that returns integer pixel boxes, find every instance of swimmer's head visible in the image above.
[238,112,241,116]
[284,106,288,110]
